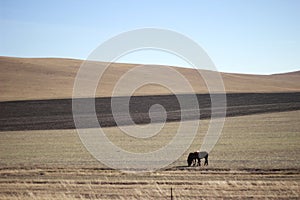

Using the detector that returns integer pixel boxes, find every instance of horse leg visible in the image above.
[192,158,197,166]
[197,158,201,166]
[204,155,208,166]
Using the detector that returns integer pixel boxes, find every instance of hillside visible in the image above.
[1,56,299,101]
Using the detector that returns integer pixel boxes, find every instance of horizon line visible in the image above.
[0,55,299,76]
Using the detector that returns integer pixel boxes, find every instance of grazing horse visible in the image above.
[187,151,208,167]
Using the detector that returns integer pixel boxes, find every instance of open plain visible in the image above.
[0,111,299,199]
[0,57,300,199]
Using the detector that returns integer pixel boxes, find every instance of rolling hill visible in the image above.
[0,56,299,101]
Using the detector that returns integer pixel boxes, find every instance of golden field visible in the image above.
[0,111,299,199]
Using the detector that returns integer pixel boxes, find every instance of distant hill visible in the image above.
[1,56,299,101]
[272,70,300,76]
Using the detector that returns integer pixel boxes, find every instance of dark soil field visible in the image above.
[1,92,300,131]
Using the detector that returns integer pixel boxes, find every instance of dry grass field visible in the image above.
[0,111,299,199]
[1,57,299,199]
[1,56,300,101]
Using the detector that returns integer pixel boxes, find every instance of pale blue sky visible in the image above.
[1,0,299,74]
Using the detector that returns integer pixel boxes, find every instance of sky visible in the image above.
[1,0,300,74]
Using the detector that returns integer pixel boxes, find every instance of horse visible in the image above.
[187,151,208,167]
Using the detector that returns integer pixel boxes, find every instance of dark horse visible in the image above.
[187,151,208,167]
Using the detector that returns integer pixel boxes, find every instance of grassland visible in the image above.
[1,56,300,101]
[1,111,299,199]
[1,56,299,199]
